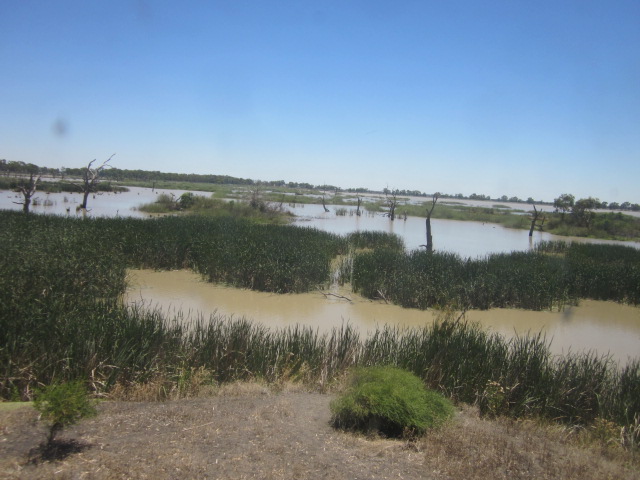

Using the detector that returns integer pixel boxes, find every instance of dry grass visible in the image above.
[419,404,637,479]
[1,388,637,480]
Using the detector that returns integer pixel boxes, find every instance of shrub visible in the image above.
[178,192,196,209]
[34,381,97,445]
[330,366,454,437]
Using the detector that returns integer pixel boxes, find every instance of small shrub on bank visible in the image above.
[34,381,97,446]
[330,366,454,437]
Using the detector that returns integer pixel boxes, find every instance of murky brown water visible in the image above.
[126,269,640,363]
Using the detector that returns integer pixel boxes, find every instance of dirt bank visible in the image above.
[1,385,636,479]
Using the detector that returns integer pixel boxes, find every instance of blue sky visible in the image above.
[1,1,639,203]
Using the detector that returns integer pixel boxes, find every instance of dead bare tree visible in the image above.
[424,192,440,252]
[76,155,115,210]
[384,188,400,221]
[13,173,41,213]
[529,204,546,237]
[355,195,362,216]
[321,192,330,213]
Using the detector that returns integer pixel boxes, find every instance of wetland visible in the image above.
[3,184,640,363]
[2,184,640,435]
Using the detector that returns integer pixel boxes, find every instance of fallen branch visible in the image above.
[318,291,353,303]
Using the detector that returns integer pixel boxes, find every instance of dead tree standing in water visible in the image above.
[14,173,40,213]
[321,195,330,213]
[355,195,362,216]
[321,191,330,213]
[529,204,546,237]
[77,155,114,210]
[385,188,400,221]
[424,192,440,252]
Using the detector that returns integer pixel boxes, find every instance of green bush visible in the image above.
[33,381,97,445]
[330,366,454,437]
[178,192,196,209]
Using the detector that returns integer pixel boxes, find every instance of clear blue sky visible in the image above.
[1,1,639,203]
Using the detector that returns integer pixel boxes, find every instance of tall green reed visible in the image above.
[351,241,639,310]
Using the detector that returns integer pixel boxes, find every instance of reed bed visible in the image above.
[0,212,347,293]
[351,242,640,310]
[2,295,638,431]
[345,230,405,251]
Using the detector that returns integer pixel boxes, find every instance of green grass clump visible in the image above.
[330,366,454,437]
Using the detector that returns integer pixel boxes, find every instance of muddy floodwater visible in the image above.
[126,269,640,364]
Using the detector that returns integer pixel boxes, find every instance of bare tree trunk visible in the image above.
[356,195,362,216]
[424,193,440,252]
[426,216,433,251]
[14,173,40,213]
[322,195,329,213]
[81,190,91,210]
[529,205,545,237]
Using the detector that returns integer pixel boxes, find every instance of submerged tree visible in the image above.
[424,192,440,252]
[13,173,41,213]
[76,155,115,210]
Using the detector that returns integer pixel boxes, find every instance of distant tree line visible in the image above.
[553,193,640,215]
[2,159,639,210]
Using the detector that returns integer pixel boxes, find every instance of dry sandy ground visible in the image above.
[1,385,637,480]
